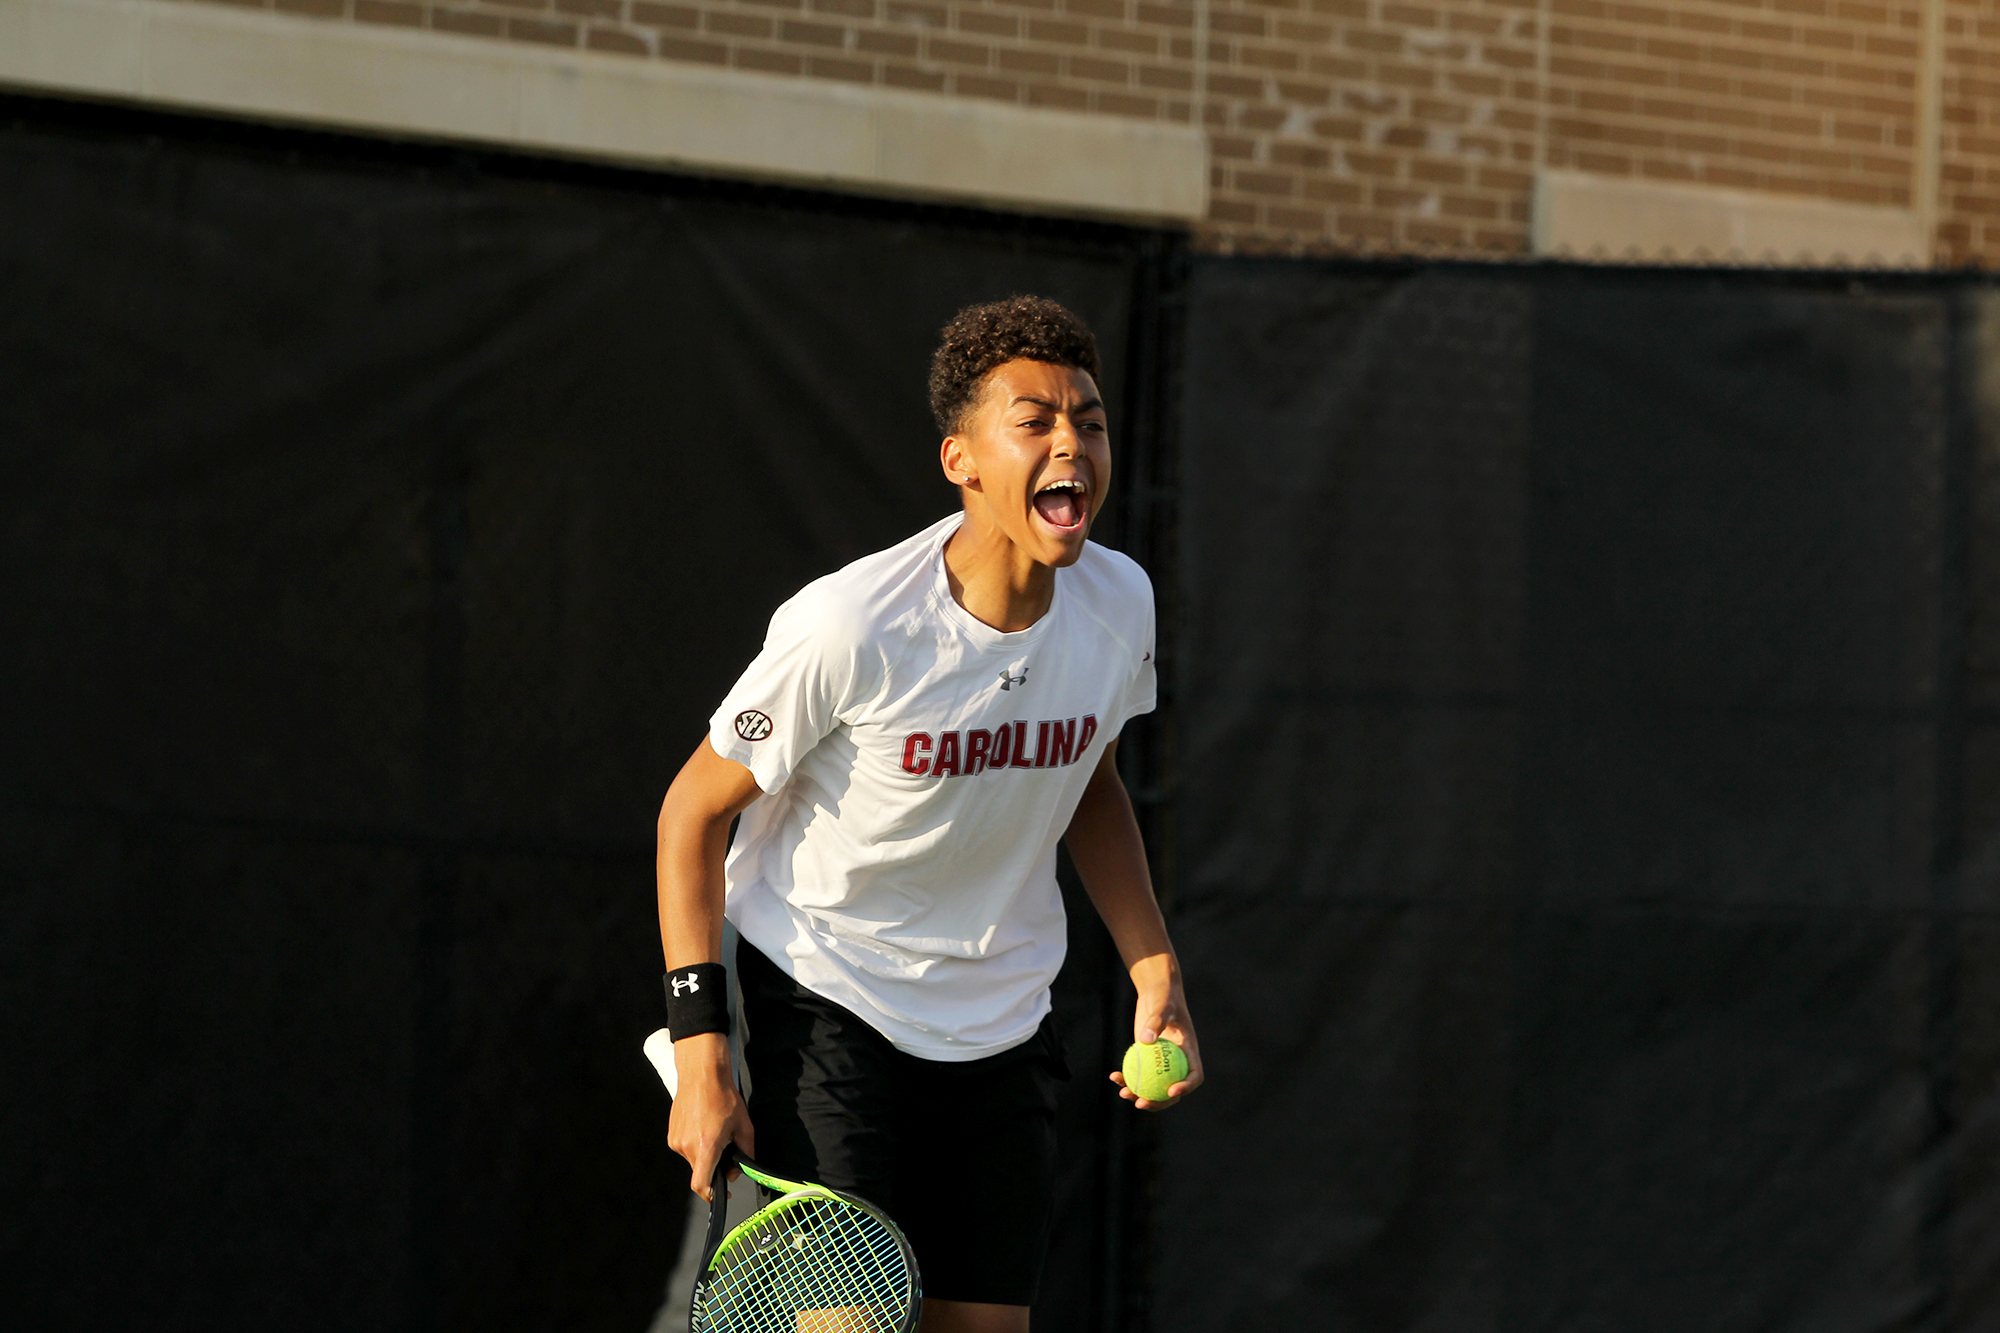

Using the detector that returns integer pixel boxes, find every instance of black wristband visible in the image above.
[663,963,730,1040]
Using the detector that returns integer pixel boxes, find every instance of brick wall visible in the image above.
[171,0,2000,261]
[1943,0,2000,260]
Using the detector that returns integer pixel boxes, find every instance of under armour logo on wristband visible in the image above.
[664,963,730,1040]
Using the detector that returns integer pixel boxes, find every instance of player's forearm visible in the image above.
[1064,759,1178,982]
[656,755,750,1098]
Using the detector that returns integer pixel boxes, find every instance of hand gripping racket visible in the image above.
[645,1029,922,1333]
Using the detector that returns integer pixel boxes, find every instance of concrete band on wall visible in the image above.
[0,0,1208,224]
[1533,170,1931,270]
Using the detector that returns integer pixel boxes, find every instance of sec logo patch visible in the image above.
[734,709,773,741]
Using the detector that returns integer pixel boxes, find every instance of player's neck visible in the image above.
[942,512,1057,633]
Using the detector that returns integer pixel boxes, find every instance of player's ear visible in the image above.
[940,435,975,488]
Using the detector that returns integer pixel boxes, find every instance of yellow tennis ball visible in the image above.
[1121,1039,1188,1102]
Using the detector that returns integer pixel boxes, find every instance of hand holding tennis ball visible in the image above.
[1112,964,1203,1109]
[1121,1039,1188,1103]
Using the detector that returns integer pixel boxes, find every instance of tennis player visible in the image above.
[655,296,1203,1333]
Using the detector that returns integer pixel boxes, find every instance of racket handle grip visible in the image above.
[700,1145,737,1269]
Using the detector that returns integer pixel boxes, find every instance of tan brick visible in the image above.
[1000,46,1062,71]
[1373,184,1429,207]
[1449,71,1505,96]
[1027,80,1092,106]
[1412,97,1469,125]
[434,7,505,34]
[276,0,345,17]
[883,61,947,86]
[330,0,410,22]
[929,36,990,62]
[1028,17,1089,40]
[737,45,804,70]
[1476,165,1534,190]
[780,18,845,43]
[1306,52,1370,77]
[709,11,772,35]
[658,31,728,58]
[1574,148,1634,173]
[1345,28,1404,53]
[1271,141,1331,167]
[1269,204,1329,229]
[1740,20,1794,43]
[1236,169,1299,194]
[555,0,618,17]
[1135,1,1195,26]
[1241,44,1301,69]
[813,0,877,15]
[1303,176,1364,202]
[886,0,945,23]
[857,28,918,53]
[1440,192,1498,218]
[587,23,649,49]
[1099,90,1161,112]
[956,71,1022,96]
[355,0,423,24]
[508,14,580,41]
[808,53,875,78]
[1337,211,1399,238]
[1274,18,1331,40]
[1210,9,1267,34]
[1073,53,1132,80]
[1312,115,1365,138]
[1411,158,1466,183]
[1378,62,1436,89]
[1088,28,1149,53]
[961,10,1020,34]
[1344,150,1400,174]
[631,1,697,27]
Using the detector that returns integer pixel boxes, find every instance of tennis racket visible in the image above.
[644,1029,923,1333]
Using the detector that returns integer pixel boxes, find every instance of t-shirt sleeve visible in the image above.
[1121,577,1158,728]
[708,587,865,794]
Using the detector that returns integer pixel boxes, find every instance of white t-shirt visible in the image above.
[707,514,1157,1061]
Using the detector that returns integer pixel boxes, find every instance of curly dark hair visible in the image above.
[927,296,1102,436]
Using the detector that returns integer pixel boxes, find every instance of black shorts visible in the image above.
[736,940,1069,1307]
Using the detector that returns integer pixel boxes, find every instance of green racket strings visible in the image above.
[693,1191,912,1333]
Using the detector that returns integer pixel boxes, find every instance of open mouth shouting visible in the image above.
[1033,476,1090,536]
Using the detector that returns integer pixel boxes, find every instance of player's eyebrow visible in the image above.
[1010,395,1105,415]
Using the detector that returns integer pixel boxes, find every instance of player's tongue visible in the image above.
[1034,488,1083,529]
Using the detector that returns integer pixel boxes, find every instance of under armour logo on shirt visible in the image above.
[999,668,1029,691]
[669,974,701,996]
